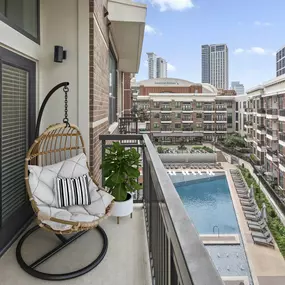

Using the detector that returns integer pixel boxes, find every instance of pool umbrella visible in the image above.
[261,203,267,222]
[249,184,254,199]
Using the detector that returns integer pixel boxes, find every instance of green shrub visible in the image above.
[202,146,214,153]
[239,166,285,258]
[224,134,246,148]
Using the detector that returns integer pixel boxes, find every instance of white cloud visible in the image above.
[145,24,156,35]
[234,47,274,56]
[234,48,244,54]
[150,0,194,12]
[248,47,266,55]
[254,21,272,27]
[167,63,176,72]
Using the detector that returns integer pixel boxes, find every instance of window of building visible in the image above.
[175,113,181,119]
[154,102,160,108]
[236,102,239,110]
[227,113,232,124]
[196,113,202,119]
[175,123,181,129]
[153,123,159,128]
[109,50,117,124]
[175,102,181,108]
[196,123,202,128]
[0,0,39,41]
[154,113,160,119]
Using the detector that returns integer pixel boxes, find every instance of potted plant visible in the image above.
[101,142,141,224]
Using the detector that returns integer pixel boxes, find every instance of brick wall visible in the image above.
[140,85,202,95]
[89,0,110,183]
[123,72,131,114]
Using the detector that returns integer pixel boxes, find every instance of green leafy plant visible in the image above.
[101,142,141,202]
[239,166,285,258]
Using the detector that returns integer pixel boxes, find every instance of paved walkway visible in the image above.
[222,162,285,285]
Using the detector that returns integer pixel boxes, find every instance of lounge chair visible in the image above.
[252,230,271,239]
[252,236,274,248]
[248,222,267,232]
[245,212,261,222]
[247,219,266,227]
[238,193,249,199]
[242,204,258,212]
[240,199,255,206]
[244,208,259,216]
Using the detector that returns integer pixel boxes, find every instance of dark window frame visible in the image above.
[0,46,36,256]
[0,0,40,43]
[109,46,118,124]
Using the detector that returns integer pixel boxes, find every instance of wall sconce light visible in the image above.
[54,46,67,63]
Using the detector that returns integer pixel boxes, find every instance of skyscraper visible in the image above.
[157,57,167,78]
[147,52,157,79]
[276,45,285,77]
[147,52,168,79]
[201,44,229,89]
[231,81,245,95]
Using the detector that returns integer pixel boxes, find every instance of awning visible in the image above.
[108,0,147,73]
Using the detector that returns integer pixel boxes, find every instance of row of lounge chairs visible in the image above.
[164,163,223,170]
[230,169,274,248]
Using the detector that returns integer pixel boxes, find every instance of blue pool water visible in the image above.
[174,175,239,234]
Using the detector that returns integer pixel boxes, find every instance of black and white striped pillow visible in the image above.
[55,175,91,208]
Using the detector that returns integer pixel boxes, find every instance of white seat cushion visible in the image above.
[28,153,114,231]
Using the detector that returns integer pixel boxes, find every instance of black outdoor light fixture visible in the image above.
[54,46,67,63]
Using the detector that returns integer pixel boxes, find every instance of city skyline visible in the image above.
[147,52,168,79]
[137,0,285,90]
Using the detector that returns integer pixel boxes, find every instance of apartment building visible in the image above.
[136,79,235,143]
[243,75,285,190]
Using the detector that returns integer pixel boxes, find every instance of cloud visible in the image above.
[150,0,194,12]
[254,21,272,27]
[167,63,176,72]
[234,48,244,54]
[145,24,156,35]
[234,47,275,56]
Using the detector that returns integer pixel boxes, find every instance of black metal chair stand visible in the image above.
[16,225,108,281]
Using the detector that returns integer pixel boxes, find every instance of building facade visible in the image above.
[157,57,167,78]
[135,79,235,143]
[201,44,229,90]
[276,46,285,77]
[243,75,285,190]
[0,0,146,255]
[231,81,245,95]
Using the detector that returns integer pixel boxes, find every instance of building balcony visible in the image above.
[182,107,193,112]
[215,106,227,112]
[161,117,172,121]
[257,140,265,148]
[266,149,279,162]
[279,109,285,117]
[203,105,214,111]
[279,154,285,168]
[160,107,172,111]
[257,108,266,114]
[119,116,138,134]
[244,135,253,142]
[182,127,194,132]
[279,132,285,142]
[245,108,253,113]
[266,129,278,139]
[266,109,278,115]
[257,125,266,131]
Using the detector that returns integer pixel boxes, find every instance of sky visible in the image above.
[136,0,285,90]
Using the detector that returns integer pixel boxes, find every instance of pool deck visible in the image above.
[223,162,285,285]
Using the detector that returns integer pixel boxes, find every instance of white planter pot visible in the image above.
[111,193,133,223]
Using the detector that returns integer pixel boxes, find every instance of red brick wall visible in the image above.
[123,72,131,114]
[140,85,202,95]
[89,0,110,183]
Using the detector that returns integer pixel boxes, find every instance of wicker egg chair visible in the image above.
[16,83,114,281]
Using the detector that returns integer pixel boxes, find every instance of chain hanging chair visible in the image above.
[16,82,114,281]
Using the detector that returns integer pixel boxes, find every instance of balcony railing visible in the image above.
[100,134,223,285]
[267,129,278,138]
[245,121,253,126]
[182,117,193,121]
[161,117,171,121]
[203,105,214,111]
[216,106,227,111]
[257,108,266,114]
[267,148,278,157]
[182,106,193,111]
[182,127,194,131]
[245,108,253,112]
[279,109,285,117]
[257,140,265,147]
[279,133,285,142]
[160,107,172,111]
[266,109,278,115]
[119,116,138,134]
[280,155,285,167]
[257,125,266,131]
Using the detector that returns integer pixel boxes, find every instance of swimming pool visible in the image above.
[171,173,254,284]
[174,174,239,234]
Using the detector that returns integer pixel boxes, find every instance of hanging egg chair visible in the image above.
[16,82,114,281]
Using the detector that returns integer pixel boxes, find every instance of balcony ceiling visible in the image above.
[108,0,147,73]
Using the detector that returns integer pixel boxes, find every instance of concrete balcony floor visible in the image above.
[0,205,152,285]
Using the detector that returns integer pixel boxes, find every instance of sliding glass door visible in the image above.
[0,47,36,256]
